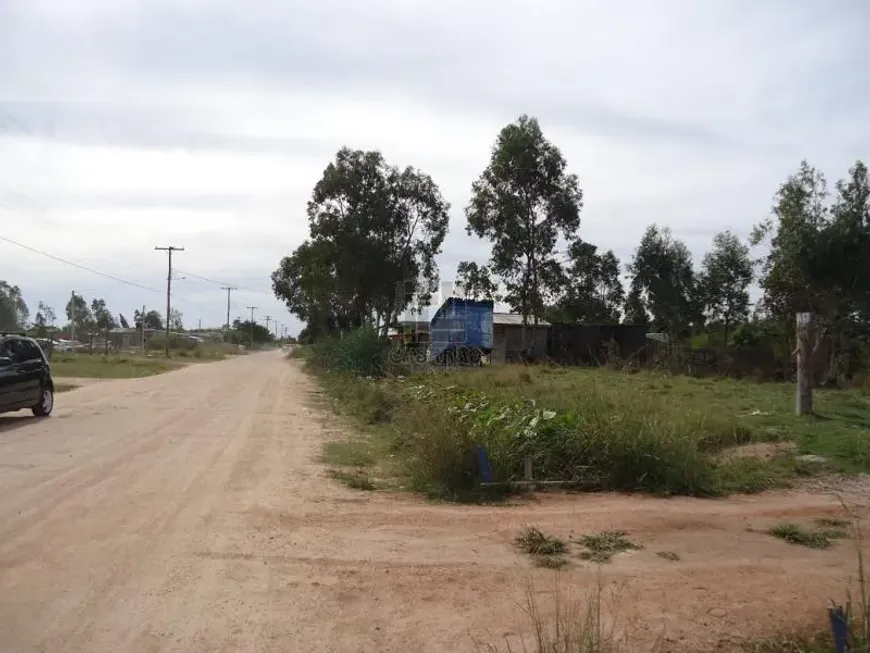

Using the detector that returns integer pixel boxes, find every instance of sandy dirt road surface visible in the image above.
[0,351,866,652]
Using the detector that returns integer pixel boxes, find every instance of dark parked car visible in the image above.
[0,333,55,417]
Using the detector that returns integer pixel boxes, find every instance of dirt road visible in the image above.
[0,352,865,652]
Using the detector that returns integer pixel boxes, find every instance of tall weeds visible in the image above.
[479,572,661,653]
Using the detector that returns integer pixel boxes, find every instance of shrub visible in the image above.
[391,381,730,497]
[308,329,390,378]
[147,333,198,352]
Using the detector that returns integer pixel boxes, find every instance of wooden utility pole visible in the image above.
[246,306,257,348]
[155,245,184,357]
[220,286,235,330]
[69,290,76,345]
[141,304,146,353]
[796,312,814,415]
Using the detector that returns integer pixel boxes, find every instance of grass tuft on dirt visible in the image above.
[479,571,661,652]
[514,526,568,557]
[575,531,640,563]
[767,522,848,549]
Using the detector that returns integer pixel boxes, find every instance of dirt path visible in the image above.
[0,352,864,652]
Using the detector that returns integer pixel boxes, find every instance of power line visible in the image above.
[174,268,270,295]
[0,234,164,294]
[0,234,219,314]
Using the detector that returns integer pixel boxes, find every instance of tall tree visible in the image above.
[91,298,117,331]
[455,261,500,301]
[272,239,345,338]
[229,319,273,345]
[273,147,450,337]
[66,294,93,333]
[699,230,753,344]
[169,308,184,331]
[133,309,163,330]
[33,301,56,337]
[623,287,649,325]
[550,240,624,323]
[627,225,699,337]
[0,281,29,330]
[466,115,583,328]
[751,161,832,329]
[810,161,870,320]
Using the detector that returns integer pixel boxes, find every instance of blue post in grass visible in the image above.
[476,445,493,484]
[828,605,849,653]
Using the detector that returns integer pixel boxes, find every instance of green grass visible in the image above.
[50,354,183,379]
[767,522,849,549]
[437,365,870,475]
[327,468,377,491]
[301,353,870,501]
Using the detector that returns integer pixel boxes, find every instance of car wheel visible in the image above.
[32,386,54,417]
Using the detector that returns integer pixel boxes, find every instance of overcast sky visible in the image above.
[1,0,868,334]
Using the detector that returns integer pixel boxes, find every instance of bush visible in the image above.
[308,329,391,378]
[393,380,727,498]
[146,333,198,352]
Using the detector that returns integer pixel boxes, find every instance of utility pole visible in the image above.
[246,306,256,348]
[141,304,146,353]
[220,286,235,330]
[155,245,184,357]
[70,290,76,345]
[796,312,814,415]
[265,315,272,334]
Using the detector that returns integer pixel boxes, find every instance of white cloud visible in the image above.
[1,0,868,333]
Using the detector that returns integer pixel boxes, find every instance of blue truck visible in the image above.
[428,297,494,365]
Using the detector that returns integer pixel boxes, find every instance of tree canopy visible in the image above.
[273,147,450,337]
[0,282,29,331]
[698,230,753,344]
[466,115,583,324]
[548,240,623,324]
[626,225,699,338]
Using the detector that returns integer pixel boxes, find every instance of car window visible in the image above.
[1,339,22,363]
[0,340,11,365]
[21,340,44,362]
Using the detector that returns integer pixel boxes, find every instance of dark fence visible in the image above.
[547,324,648,365]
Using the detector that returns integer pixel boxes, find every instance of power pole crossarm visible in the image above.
[155,245,184,357]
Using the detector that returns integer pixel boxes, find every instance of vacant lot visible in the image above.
[313,361,870,501]
[1,351,868,652]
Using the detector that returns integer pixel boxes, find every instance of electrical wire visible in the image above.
[0,234,219,312]
[174,268,271,295]
[0,234,164,294]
